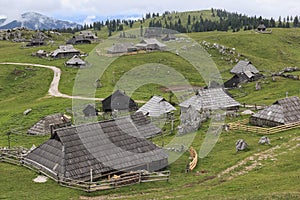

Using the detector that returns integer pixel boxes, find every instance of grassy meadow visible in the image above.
[0,27,299,199]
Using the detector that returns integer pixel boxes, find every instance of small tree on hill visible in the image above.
[293,16,299,27]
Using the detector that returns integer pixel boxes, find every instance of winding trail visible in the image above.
[0,62,147,103]
[0,62,104,101]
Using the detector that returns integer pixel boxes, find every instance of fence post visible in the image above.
[57,173,60,184]
[139,171,142,184]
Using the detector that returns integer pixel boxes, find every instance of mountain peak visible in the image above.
[0,12,81,30]
[21,12,44,18]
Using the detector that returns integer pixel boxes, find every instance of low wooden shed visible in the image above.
[102,90,138,112]
[250,96,300,127]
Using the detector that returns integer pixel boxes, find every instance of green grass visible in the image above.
[0,163,84,200]
[189,28,300,72]
[95,51,204,100]
[1,129,299,199]
[188,28,300,105]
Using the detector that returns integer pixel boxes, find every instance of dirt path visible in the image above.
[0,62,106,101]
[217,136,300,181]
[0,62,147,103]
[3,62,142,103]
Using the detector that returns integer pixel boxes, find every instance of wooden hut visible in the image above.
[102,90,138,112]
[66,35,91,45]
[179,88,240,113]
[65,55,86,68]
[224,73,250,88]
[107,43,135,54]
[137,96,176,117]
[35,50,47,57]
[79,31,98,40]
[24,113,167,181]
[50,45,80,59]
[135,39,167,51]
[257,24,267,32]
[82,104,99,117]
[225,60,264,88]
[26,31,47,47]
[27,113,71,135]
[26,38,46,47]
[250,96,300,127]
[230,60,259,75]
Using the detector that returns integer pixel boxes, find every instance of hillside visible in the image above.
[93,9,283,38]
[0,27,299,199]
[189,28,300,105]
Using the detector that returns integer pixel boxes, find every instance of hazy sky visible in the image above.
[0,0,299,23]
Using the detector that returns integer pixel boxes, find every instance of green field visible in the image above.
[0,27,300,199]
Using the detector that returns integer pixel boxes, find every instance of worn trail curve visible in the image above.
[0,62,133,102]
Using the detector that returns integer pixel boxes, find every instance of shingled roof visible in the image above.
[107,43,135,54]
[50,45,80,58]
[230,60,259,74]
[102,90,138,112]
[24,114,167,181]
[128,111,162,138]
[137,96,176,117]
[79,31,98,39]
[135,39,167,51]
[82,104,99,117]
[224,73,250,88]
[65,55,85,67]
[250,96,300,127]
[66,35,91,45]
[257,24,266,31]
[27,113,71,135]
[179,88,240,111]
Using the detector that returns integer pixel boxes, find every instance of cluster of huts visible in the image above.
[24,90,172,181]
[34,44,87,68]
[24,87,240,182]
[24,73,300,183]
[32,31,99,68]
[107,38,167,55]
[21,27,300,186]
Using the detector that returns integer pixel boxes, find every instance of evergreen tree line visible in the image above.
[55,9,300,34]
[148,9,300,33]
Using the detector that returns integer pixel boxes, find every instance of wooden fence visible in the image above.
[228,119,300,134]
[0,148,170,192]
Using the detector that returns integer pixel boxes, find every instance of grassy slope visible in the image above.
[0,28,300,199]
[189,28,300,105]
[1,130,299,200]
